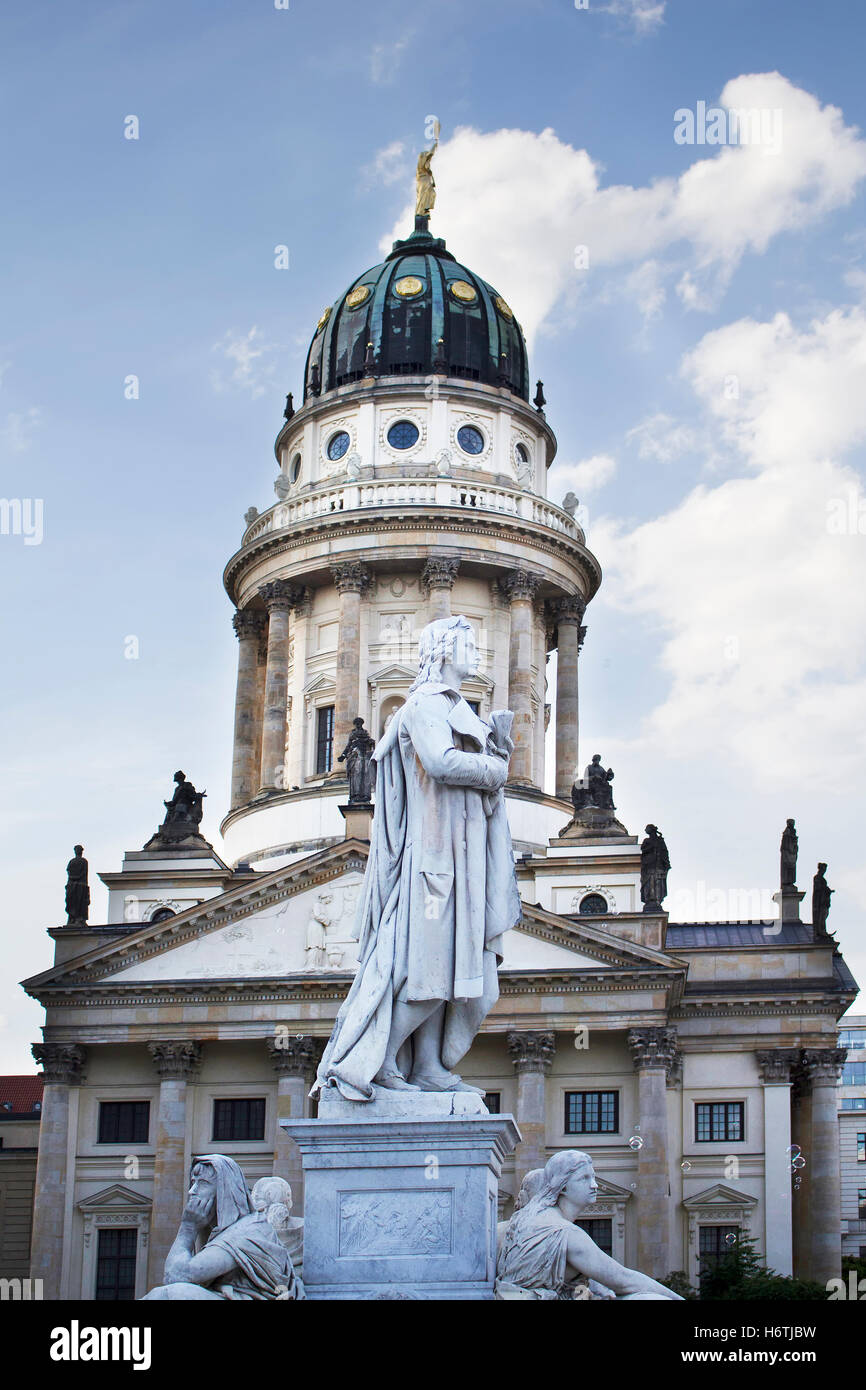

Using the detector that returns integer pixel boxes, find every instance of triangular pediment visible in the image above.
[508,902,684,975]
[683,1184,759,1211]
[78,1184,152,1213]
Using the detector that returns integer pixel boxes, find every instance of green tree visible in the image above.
[698,1235,828,1301]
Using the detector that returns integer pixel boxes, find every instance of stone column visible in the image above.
[146,1041,202,1290]
[230,608,266,808]
[756,1049,800,1276]
[501,569,542,785]
[488,579,511,709]
[627,1027,677,1279]
[421,556,460,621]
[268,1035,321,1209]
[331,562,371,758]
[550,596,586,800]
[507,1030,555,1196]
[30,1043,86,1299]
[258,580,296,793]
[791,1071,812,1279]
[801,1047,846,1284]
[286,589,313,790]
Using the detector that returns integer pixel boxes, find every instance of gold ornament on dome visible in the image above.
[449,279,477,303]
[315,305,332,334]
[394,275,424,298]
[345,285,371,309]
[494,295,514,321]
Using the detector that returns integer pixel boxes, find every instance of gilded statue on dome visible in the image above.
[415,121,440,218]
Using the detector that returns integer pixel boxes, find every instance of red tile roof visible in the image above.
[0,1075,44,1116]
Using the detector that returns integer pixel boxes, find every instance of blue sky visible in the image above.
[2,0,866,1070]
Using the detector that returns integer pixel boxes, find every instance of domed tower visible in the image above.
[221,197,600,871]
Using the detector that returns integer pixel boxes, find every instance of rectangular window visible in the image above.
[212,1097,265,1142]
[839,1030,866,1049]
[575,1218,612,1256]
[859,1188,866,1220]
[316,705,335,774]
[565,1091,619,1134]
[97,1101,150,1145]
[842,1098,866,1110]
[698,1225,739,1287]
[695,1102,744,1143]
[467,700,481,716]
[842,1062,866,1087]
[95,1227,137,1301]
[483,1092,501,1115]
[858,1134,866,1163]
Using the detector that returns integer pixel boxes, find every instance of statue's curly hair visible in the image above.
[408,615,474,694]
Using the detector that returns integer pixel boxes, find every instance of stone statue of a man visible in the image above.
[496,1151,682,1300]
[338,716,376,804]
[640,824,670,912]
[142,1155,301,1300]
[812,862,833,937]
[313,615,521,1101]
[780,818,798,887]
[65,845,90,925]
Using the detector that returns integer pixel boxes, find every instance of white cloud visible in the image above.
[211,328,280,400]
[1,407,41,453]
[379,77,866,343]
[595,301,866,790]
[370,36,409,86]
[601,0,665,34]
[362,140,409,190]
[550,453,617,497]
[626,412,697,463]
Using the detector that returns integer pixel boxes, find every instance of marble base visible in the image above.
[283,1093,520,1300]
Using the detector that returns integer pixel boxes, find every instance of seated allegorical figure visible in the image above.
[141,1154,302,1300]
[496,1167,545,1262]
[250,1175,305,1286]
[496,1150,683,1301]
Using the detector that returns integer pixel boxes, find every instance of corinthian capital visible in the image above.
[549,594,586,626]
[232,608,266,641]
[506,1030,556,1075]
[266,1033,323,1079]
[421,556,460,593]
[500,569,542,604]
[32,1042,87,1086]
[331,562,372,595]
[627,1027,679,1074]
[755,1049,801,1084]
[800,1047,847,1086]
[259,579,298,612]
[148,1040,203,1080]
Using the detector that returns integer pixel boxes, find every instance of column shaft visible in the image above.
[30,1044,85,1300]
[628,1028,676,1279]
[803,1048,846,1283]
[332,564,369,758]
[552,598,584,800]
[507,1031,555,1198]
[756,1050,798,1277]
[146,1042,201,1290]
[259,582,295,791]
[502,571,541,785]
[231,609,265,808]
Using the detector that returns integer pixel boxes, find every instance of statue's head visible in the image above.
[787,818,795,829]
[537,1150,598,1211]
[352,717,364,729]
[174,770,185,785]
[189,1154,253,1234]
[73,844,84,856]
[251,1175,293,1229]
[646,823,657,836]
[818,861,827,875]
[591,754,601,765]
[514,1168,544,1212]
[410,615,478,692]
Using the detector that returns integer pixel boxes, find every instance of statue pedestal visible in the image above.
[773,886,805,923]
[283,1090,520,1300]
[338,803,374,841]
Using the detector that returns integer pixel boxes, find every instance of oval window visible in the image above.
[289,453,302,483]
[457,425,485,456]
[327,431,350,461]
[387,420,420,450]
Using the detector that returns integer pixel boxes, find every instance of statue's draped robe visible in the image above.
[497,1209,572,1299]
[316,683,521,1100]
[206,1214,300,1300]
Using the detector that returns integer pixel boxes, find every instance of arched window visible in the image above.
[578,892,608,916]
[150,908,175,925]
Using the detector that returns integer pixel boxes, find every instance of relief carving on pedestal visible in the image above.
[338,1190,453,1258]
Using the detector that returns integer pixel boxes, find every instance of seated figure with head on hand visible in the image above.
[142,1155,302,1300]
[496,1150,683,1301]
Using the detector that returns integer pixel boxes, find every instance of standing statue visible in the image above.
[496,1151,682,1300]
[640,824,670,913]
[304,892,334,971]
[415,121,440,218]
[572,754,615,814]
[313,615,521,1101]
[142,1155,302,1300]
[337,717,376,804]
[812,863,834,937]
[65,845,90,925]
[780,818,798,887]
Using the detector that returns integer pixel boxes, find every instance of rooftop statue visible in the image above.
[640,823,670,913]
[142,1156,302,1300]
[812,862,834,938]
[144,770,210,850]
[338,716,376,805]
[496,1151,682,1301]
[780,817,798,887]
[415,121,440,219]
[313,615,521,1101]
[64,844,90,926]
[572,753,615,814]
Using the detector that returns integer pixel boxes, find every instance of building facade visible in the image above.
[839,1014,866,1260]
[21,206,858,1299]
[0,1076,42,1288]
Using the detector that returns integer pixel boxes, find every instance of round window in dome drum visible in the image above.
[327,431,350,461]
[578,892,608,916]
[289,453,302,483]
[515,443,529,464]
[387,420,420,450]
[457,425,485,456]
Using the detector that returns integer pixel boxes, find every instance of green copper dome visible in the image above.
[303,221,530,403]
